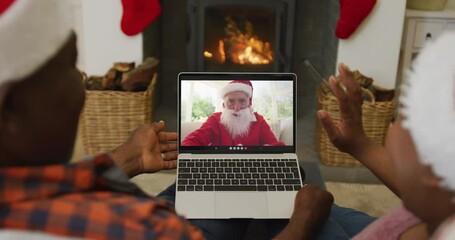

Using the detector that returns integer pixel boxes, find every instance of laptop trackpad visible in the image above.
[215,192,269,218]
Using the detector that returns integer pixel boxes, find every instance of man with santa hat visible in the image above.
[182,80,285,146]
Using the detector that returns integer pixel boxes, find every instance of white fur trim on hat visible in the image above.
[433,215,455,240]
[0,0,74,85]
[400,31,455,192]
[221,82,253,98]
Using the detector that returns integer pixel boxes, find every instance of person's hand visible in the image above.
[108,121,178,178]
[318,64,400,194]
[274,184,334,239]
[291,184,334,231]
[317,63,369,155]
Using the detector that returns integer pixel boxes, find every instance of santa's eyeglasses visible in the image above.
[225,98,249,109]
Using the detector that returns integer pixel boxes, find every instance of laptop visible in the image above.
[175,72,303,219]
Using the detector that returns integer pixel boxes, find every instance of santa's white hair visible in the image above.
[399,31,455,192]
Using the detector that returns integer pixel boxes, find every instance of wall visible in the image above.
[74,0,406,88]
[336,0,406,89]
[75,0,143,75]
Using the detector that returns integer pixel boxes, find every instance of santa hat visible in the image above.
[0,0,74,86]
[400,31,455,192]
[221,80,254,105]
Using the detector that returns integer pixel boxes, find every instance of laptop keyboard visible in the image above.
[177,158,302,191]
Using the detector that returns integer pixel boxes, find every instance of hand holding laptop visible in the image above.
[275,184,334,239]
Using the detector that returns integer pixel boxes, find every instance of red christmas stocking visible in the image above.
[0,0,15,15]
[121,0,162,36]
[335,0,377,39]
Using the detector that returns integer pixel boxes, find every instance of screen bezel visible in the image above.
[178,72,297,154]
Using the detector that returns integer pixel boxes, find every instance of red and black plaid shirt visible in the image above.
[0,155,204,240]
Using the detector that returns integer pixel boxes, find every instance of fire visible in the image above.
[204,51,213,58]
[236,39,272,65]
[205,16,273,65]
[218,40,226,62]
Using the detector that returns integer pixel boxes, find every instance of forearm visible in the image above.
[108,145,140,178]
[350,138,400,196]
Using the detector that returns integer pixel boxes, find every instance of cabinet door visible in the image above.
[413,21,444,48]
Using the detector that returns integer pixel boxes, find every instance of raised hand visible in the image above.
[108,121,178,177]
[317,63,368,155]
[317,63,399,195]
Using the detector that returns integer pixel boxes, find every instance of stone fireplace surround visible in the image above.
[143,0,339,163]
[142,0,383,187]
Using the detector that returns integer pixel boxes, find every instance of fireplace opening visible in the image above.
[187,0,295,72]
[204,6,275,71]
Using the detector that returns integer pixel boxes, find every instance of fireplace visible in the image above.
[186,0,295,72]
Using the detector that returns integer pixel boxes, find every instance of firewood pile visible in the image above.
[83,57,158,92]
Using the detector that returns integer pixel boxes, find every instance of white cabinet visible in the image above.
[399,10,455,84]
[413,21,444,47]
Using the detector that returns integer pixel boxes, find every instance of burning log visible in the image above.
[208,15,273,65]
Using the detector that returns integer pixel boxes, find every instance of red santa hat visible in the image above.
[0,0,74,86]
[221,80,254,105]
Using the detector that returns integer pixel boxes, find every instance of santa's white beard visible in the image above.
[220,107,256,138]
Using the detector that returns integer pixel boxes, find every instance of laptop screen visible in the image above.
[178,73,296,154]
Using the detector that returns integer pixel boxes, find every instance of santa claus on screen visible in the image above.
[182,80,284,147]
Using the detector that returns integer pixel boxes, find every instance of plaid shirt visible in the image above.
[0,155,204,240]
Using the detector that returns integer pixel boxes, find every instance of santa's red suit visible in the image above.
[182,112,284,146]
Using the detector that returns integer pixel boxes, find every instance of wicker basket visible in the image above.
[315,83,396,167]
[80,73,157,156]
